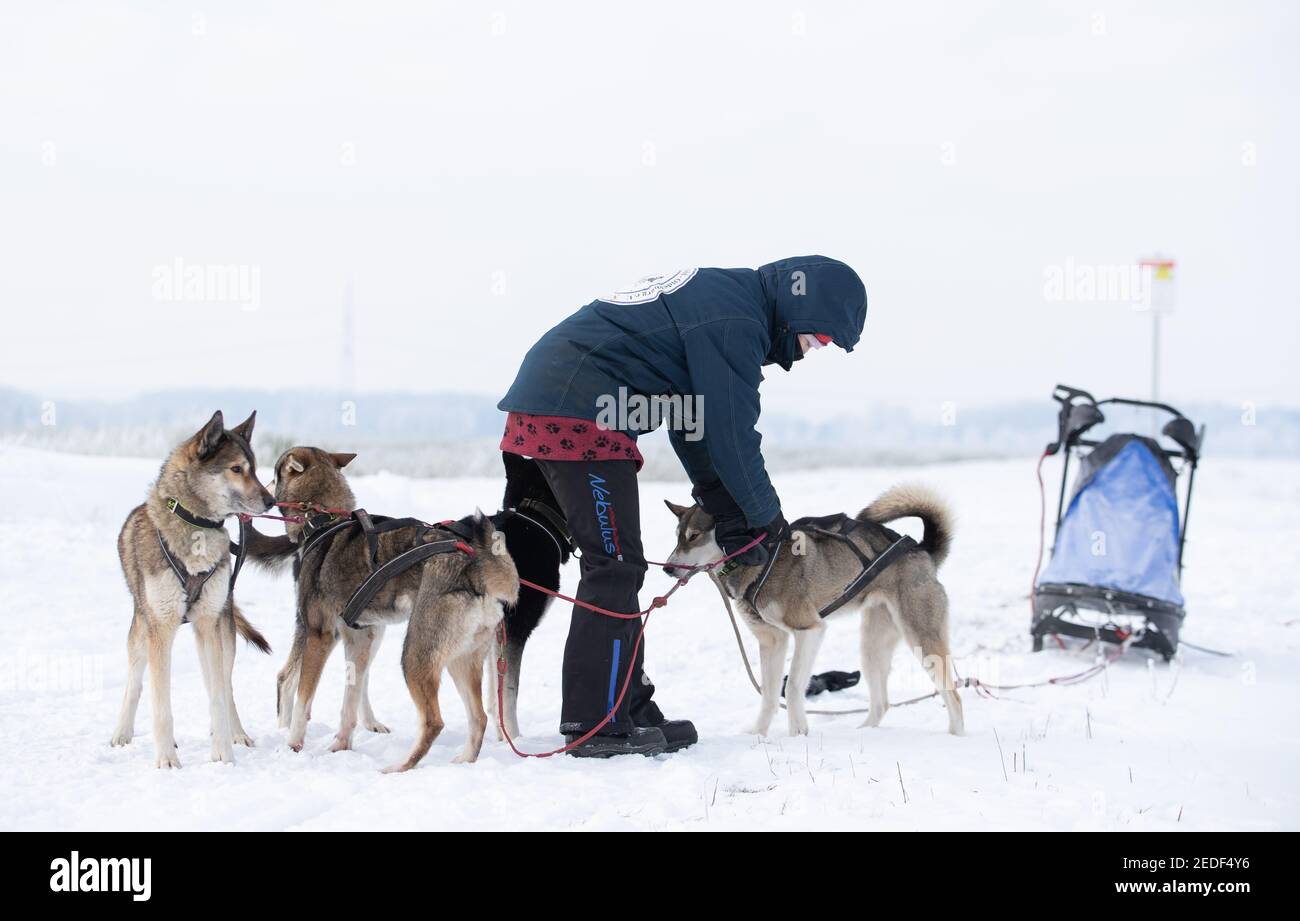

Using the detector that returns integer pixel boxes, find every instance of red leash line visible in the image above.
[494,577,682,757]
[517,576,687,619]
[237,501,353,525]
[514,531,766,622]
[494,615,652,759]
[494,531,767,758]
[238,496,769,758]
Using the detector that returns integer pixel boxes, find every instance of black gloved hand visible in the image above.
[714,512,767,566]
[693,482,784,568]
[717,511,787,567]
[759,512,788,549]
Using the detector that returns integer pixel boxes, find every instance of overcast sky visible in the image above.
[2,0,1296,417]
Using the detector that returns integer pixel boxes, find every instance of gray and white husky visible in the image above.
[664,484,964,738]
[111,410,274,768]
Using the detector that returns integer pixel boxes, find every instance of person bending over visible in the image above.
[498,256,867,757]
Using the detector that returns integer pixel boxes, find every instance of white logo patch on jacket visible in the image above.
[597,268,698,305]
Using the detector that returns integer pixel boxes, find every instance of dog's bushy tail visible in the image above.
[857,483,954,569]
[241,524,296,574]
[233,605,272,654]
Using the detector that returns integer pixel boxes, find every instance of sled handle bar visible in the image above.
[1096,396,1188,420]
[1051,384,1098,407]
[1053,386,1187,422]
[1049,385,1202,461]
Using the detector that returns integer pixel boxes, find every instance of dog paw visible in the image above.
[450,750,478,765]
[787,719,810,737]
[381,762,411,774]
[110,730,132,747]
[156,750,181,769]
[363,720,390,735]
[287,738,304,753]
[743,723,771,737]
[232,731,254,747]
[210,744,235,764]
[328,734,352,753]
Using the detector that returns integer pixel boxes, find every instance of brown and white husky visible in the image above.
[246,447,520,770]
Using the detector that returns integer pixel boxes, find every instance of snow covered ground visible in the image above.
[1,444,1296,831]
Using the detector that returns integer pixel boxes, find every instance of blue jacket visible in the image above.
[499,256,867,526]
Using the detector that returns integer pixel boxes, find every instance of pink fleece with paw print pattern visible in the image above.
[499,413,644,470]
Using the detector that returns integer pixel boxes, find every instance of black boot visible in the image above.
[563,725,667,758]
[631,698,698,753]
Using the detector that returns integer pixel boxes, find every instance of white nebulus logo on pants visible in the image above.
[49,851,151,901]
[597,269,697,305]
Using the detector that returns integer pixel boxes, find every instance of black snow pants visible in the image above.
[534,458,658,735]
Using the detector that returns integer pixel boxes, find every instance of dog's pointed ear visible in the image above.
[329,452,357,469]
[664,499,691,519]
[230,410,257,441]
[280,452,305,475]
[193,411,225,459]
[471,507,494,541]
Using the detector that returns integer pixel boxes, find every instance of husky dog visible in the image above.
[664,484,964,738]
[246,447,519,769]
[111,411,274,768]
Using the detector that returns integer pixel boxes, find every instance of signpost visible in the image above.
[1139,256,1176,432]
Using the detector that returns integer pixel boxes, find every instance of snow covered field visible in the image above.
[1,444,1296,831]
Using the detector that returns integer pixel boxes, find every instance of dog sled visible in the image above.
[1032,385,1204,660]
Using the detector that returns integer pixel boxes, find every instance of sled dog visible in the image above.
[664,484,964,738]
[110,410,273,768]
[246,447,518,769]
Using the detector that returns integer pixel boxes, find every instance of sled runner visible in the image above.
[1032,385,1205,660]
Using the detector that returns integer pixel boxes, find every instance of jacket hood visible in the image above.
[757,256,867,370]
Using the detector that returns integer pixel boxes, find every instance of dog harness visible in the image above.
[511,498,577,560]
[744,513,917,618]
[285,505,479,630]
[156,498,249,621]
[287,498,575,631]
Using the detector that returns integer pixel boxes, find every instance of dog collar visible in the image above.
[164,497,225,530]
